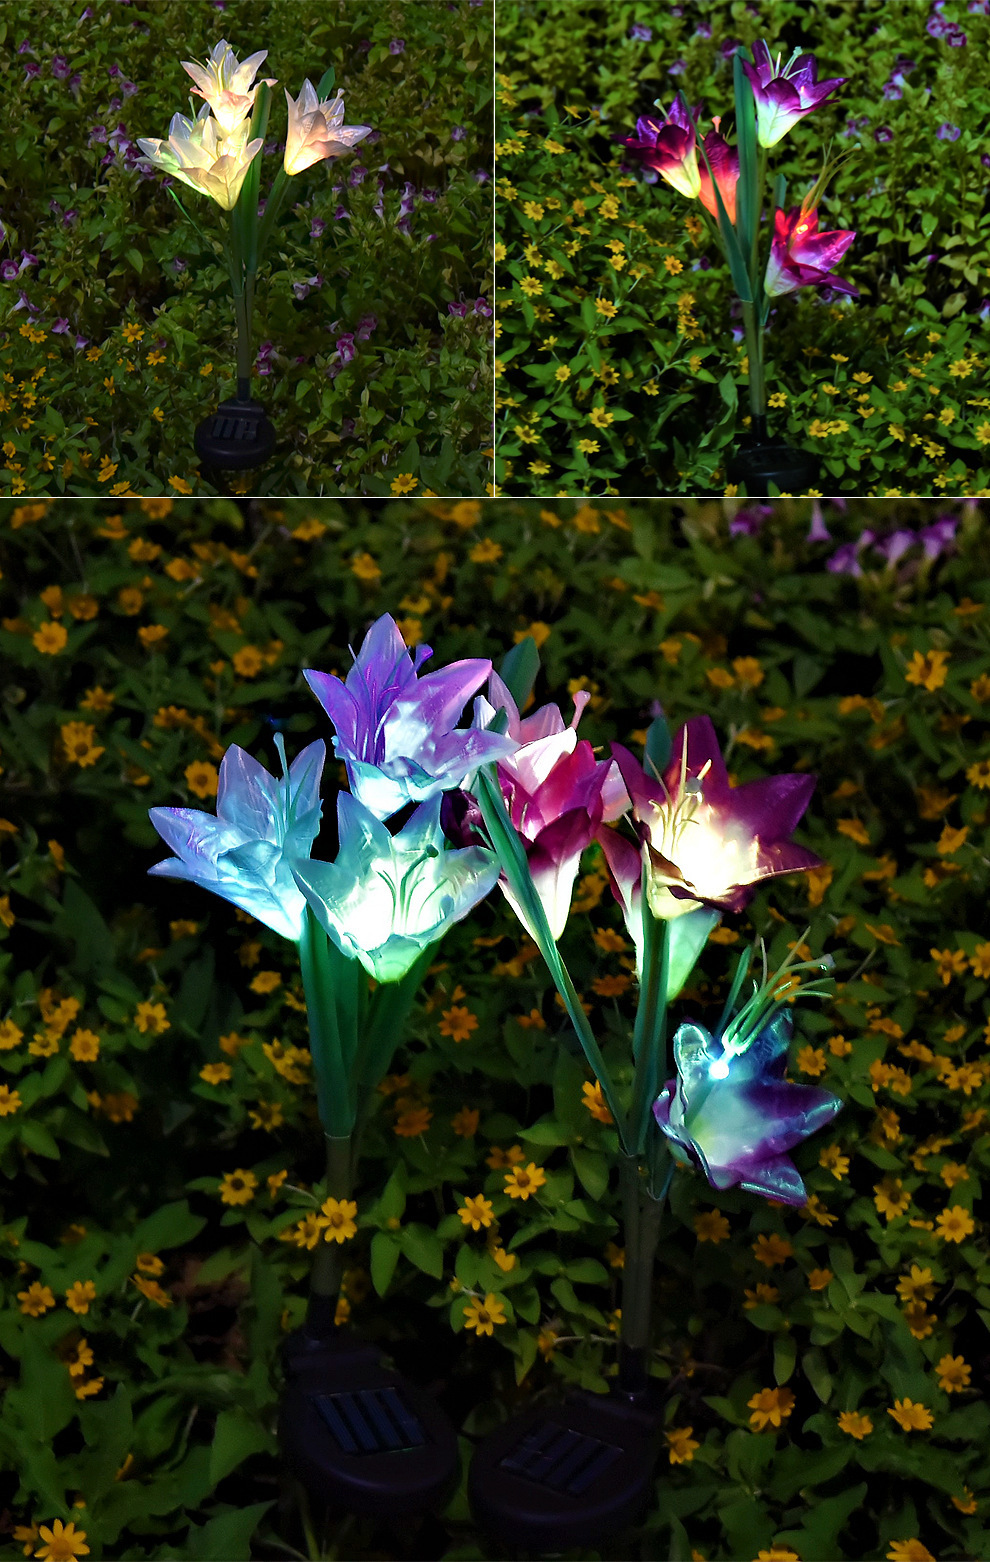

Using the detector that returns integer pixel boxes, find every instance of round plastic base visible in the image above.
[193,395,276,471]
[278,1326,460,1520]
[468,1384,663,1552]
[726,440,821,496]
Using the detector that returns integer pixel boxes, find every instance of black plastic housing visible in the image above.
[193,377,276,471]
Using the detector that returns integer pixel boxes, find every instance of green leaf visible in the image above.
[315,65,337,100]
[370,1231,400,1296]
[802,1346,833,1403]
[498,634,540,709]
[18,1120,60,1159]
[133,1200,207,1253]
[773,1330,797,1384]
[208,1408,274,1487]
[126,247,144,275]
[571,1144,609,1201]
[399,1222,444,1278]
[185,1501,274,1561]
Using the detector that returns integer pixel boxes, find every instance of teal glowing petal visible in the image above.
[148,737,325,942]
[290,791,500,981]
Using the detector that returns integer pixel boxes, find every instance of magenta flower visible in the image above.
[741,40,846,148]
[599,717,822,922]
[697,123,739,224]
[764,205,857,298]
[464,673,630,940]
[622,99,702,199]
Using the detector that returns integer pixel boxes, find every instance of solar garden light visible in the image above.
[623,42,859,496]
[137,40,371,473]
[455,647,842,1551]
[145,617,521,1521]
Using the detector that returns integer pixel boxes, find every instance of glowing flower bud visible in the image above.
[283,81,372,177]
[764,204,857,298]
[180,38,277,134]
[622,99,703,200]
[741,40,846,149]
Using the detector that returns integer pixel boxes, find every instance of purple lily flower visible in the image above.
[654,1010,843,1204]
[598,717,822,924]
[303,613,519,822]
[622,98,703,199]
[148,735,326,943]
[741,39,847,148]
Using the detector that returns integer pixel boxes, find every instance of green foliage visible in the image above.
[0,0,492,498]
[0,494,989,1559]
[494,0,990,496]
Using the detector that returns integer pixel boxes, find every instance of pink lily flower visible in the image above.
[741,40,846,149]
[467,673,630,940]
[622,99,703,200]
[764,204,857,297]
[598,716,823,923]
[697,121,740,225]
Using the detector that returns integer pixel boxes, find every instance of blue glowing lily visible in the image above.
[147,734,325,942]
[290,791,500,982]
[304,614,518,821]
[653,946,842,1204]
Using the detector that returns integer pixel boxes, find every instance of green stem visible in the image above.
[740,298,766,420]
[298,906,352,1136]
[306,1130,354,1333]
[617,1152,667,1393]
[751,142,769,284]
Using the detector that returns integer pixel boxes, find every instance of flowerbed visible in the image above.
[0,494,988,1561]
[0,0,493,498]
[494,0,990,497]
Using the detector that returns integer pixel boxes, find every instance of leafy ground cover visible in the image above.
[494,0,990,497]
[0,0,492,498]
[0,495,988,1561]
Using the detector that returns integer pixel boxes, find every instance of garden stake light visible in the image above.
[623,41,857,496]
[462,650,843,1552]
[146,616,518,1521]
[137,40,371,473]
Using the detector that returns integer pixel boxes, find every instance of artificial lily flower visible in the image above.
[764,202,857,297]
[304,614,518,822]
[137,103,264,210]
[454,674,630,940]
[741,40,846,149]
[601,716,823,921]
[181,38,277,135]
[147,735,325,942]
[697,120,740,225]
[283,81,372,176]
[653,1008,842,1204]
[290,792,500,982]
[622,99,703,199]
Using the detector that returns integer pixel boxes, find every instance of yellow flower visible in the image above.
[581,1080,614,1124]
[796,1045,826,1077]
[665,1425,700,1464]
[390,474,418,495]
[886,1543,936,1562]
[588,405,614,429]
[470,537,503,564]
[135,1252,165,1276]
[504,1162,547,1200]
[248,1101,284,1132]
[693,1210,730,1243]
[935,1204,975,1242]
[18,1281,56,1317]
[131,1274,173,1308]
[818,1144,849,1179]
[895,1265,936,1307]
[33,622,69,655]
[752,1232,793,1268]
[966,760,990,791]
[69,1029,100,1063]
[887,1397,933,1431]
[935,1352,971,1393]
[184,760,219,799]
[320,1197,358,1243]
[134,1001,169,1034]
[218,1169,258,1206]
[459,1195,495,1231]
[279,1212,329,1249]
[0,1084,23,1116]
[743,1283,779,1309]
[65,1338,95,1378]
[438,1005,479,1042]
[874,1177,911,1221]
[747,1386,795,1430]
[350,552,381,581]
[65,1281,97,1315]
[838,1409,874,1441]
[0,1020,24,1051]
[491,1246,516,1272]
[462,1292,507,1336]
[394,1104,433,1137]
[807,1267,833,1291]
[60,722,105,767]
[199,1062,232,1085]
[594,298,618,319]
[904,648,950,691]
[451,1106,480,1137]
[31,1518,90,1560]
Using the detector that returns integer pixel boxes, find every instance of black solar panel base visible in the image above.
[278,1327,460,1518]
[468,1385,663,1552]
[726,415,820,495]
[193,394,276,471]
